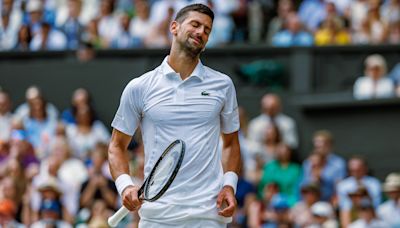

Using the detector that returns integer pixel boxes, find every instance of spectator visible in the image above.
[30,199,72,228]
[290,183,321,227]
[387,20,400,44]
[0,172,26,223]
[14,24,32,51]
[76,41,96,62]
[61,88,93,125]
[347,0,369,33]
[29,22,67,51]
[79,145,117,210]
[250,123,282,181]
[22,93,57,158]
[66,105,110,161]
[344,186,372,225]
[314,3,351,46]
[272,12,314,47]
[59,0,85,50]
[247,183,280,228]
[380,0,400,25]
[363,0,388,44]
[248,93,298,155]
[25,0,45,36]
[265,0,295,45]
[31,168,75,223]
[206,0,235,47]
[85,199,112,228]
[7,129,39,169]
[377,172,400,226]
[262,194,294,227]
[111,13,140,49]
[258,144,302,206]
[298,0,327,32]
[0,0,22,50]
[14,86,59,123]
[51,137,88,195]
[129,0,154,45]
[97,0,120,47]
[308,201,338,228]
[337,156,382,227]
[353,54,395,99]
[0,90,12,142]
[144,6,173,48]
[0,199,25,228]
[56,0,85,28]
[301,130,346,201]
[348,198,388,228]
[80,19,103,48]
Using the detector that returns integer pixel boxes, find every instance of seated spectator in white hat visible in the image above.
[353,54,395,100]
[349,198,389,228]
[377,173,400,226]
[306,201,338,228]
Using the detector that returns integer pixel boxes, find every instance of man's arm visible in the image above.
[108,129,142,211]
[221,131,241,175]
[217,131,241,217]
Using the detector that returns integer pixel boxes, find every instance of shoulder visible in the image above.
[125,67,160,89]
[122,67,160,97]
[203,66,233,84]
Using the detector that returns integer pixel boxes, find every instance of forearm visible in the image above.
[221,132,241,195]
[222,135,241,174]
[108,143,131,180]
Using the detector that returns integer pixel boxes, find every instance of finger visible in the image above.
[216,192,224,209]
[122,197,136,211]
[218,196,236,217]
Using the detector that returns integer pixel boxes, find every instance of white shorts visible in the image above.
[139,219,226,228]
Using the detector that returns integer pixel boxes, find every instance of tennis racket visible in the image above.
[108,139,186,227]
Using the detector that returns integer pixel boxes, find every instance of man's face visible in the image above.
[349,159,367,179]
[313,136,331,155]
[171,11,212,57]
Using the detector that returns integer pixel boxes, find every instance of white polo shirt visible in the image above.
[111,56,240,224]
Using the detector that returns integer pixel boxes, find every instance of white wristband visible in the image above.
[115,174,134,196]
[223,171,238,194]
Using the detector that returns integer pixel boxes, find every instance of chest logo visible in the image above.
[201,91,210,96]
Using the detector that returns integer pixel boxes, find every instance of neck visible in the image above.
[168,44,199,80]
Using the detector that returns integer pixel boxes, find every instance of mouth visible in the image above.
[190,36,202,46]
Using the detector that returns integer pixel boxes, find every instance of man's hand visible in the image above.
[121,185,143,211]
[217,185,237,217]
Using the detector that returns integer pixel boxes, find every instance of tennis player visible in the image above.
[108,3,241,227]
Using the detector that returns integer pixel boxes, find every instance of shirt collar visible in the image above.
[161,56,205,81]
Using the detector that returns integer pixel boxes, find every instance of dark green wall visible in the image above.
[1,45,399,179]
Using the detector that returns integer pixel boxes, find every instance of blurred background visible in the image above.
[0,0,400,227]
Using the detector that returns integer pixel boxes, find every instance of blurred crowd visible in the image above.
[0,83,399,227]
[1,0,400,52]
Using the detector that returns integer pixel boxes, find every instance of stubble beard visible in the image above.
[181,38,203,59]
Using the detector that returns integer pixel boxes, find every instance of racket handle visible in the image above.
[108,206,129,227]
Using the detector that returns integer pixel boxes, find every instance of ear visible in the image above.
[170,21,178,36]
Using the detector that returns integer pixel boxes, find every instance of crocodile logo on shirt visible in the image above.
[201,91,210,96]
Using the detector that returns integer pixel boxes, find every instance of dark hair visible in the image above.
[174,4,214,23]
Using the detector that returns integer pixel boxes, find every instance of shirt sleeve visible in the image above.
[111,79,143,136]
[220,78,240,134]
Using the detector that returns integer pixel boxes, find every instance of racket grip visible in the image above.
[108,206,129,227]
